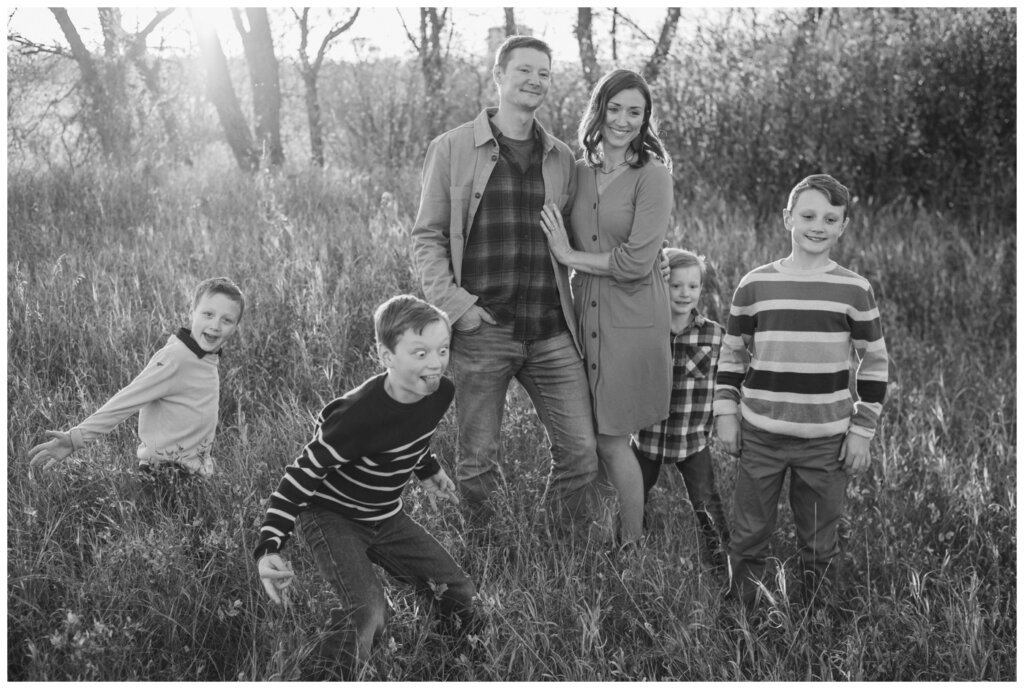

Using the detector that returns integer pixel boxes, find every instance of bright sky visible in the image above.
[8,6,716,65]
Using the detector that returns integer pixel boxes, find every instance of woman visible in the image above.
[540,69,673,546]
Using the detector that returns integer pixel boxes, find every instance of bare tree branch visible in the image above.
[137,8,175,42]
[396,9,420,51]
[315,8,359,72]
[8,32,68,57]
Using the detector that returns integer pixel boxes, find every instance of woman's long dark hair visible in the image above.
[578,69,672,172]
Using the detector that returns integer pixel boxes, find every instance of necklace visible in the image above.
[598,160,630,174]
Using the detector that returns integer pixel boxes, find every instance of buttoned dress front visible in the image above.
[568,159,673,435]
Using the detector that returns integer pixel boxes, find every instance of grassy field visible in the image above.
[6,160,1016,681]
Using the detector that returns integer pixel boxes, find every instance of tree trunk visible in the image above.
[400,8,449,138]
[296,8,360,167]
[419,9,447,98]
[191,13,259,171]
[574,8,599,90]
[125,9,190,164]
[504,8,516,36]
[50,8,126,159]
[611,8,619,62]
[233,8,284,167]
[643,7,681,84]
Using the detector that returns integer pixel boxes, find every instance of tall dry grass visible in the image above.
[7,161,1015,680]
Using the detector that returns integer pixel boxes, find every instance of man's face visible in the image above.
[494,48,551,113]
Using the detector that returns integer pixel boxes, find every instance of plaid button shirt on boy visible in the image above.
[633,310,724,464]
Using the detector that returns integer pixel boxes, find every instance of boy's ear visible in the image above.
[378,343,393,368]
[782,208,793,231]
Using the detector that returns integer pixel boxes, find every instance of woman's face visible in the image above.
[601,88,646,153]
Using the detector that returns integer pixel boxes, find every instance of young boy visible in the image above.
[632,248,730,570]
[255,294,477,680]
[28,277,245,490]
[714,174,889,608]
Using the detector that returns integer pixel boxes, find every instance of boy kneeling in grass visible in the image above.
[714,174,889,610]
[28,277,245,514]
[255,294,478,680]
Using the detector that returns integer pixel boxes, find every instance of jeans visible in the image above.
[728,421,847,605]
[450,321,600,529]
[298,506,476,679]
[635,445,730,566]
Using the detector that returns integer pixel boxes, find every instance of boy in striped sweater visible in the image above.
[714,174,889,608]
[255,294,477,680]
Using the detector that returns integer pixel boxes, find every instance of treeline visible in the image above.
[7,7,1015,226]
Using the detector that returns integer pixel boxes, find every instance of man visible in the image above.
[412,35,599,534]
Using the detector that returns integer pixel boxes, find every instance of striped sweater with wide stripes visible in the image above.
[254,372,452,560]
[713,259,888,439]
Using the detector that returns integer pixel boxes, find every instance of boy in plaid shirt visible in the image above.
[632,248,730,569]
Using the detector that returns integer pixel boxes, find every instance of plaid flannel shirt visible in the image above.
[459,121,563,341]
[633,310,724,463]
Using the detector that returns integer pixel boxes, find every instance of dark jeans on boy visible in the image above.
[298,505,477,679]
[728,420,847,607]
[635,445,730,568]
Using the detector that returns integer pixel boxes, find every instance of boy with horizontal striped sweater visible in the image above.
[714,174,889,607]
[255,294,476,680]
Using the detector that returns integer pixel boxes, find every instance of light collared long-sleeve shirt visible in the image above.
[69,329,221,475]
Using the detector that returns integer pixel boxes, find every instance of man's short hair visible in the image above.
[192,277,245,320]
[494,35,552,71]
[374,294,450,352]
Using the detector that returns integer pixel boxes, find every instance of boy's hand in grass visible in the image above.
[839,432,871,474]
[421,468,459,509]
[28,430,75,471]
[715,415,742,456]
[258,554,295,607]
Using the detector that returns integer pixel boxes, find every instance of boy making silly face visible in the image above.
[380,319,450,404]
[255,295,473,680]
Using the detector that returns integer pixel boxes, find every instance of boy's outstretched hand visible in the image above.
[715,415,742,456]
[839,432,871,474]
[421,468,459,510]
[258,554,295,607]
[28,430,75,472]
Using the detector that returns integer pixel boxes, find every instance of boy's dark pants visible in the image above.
[636,446,730,566]
[298,506,476,679]
[729,421,847,606]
